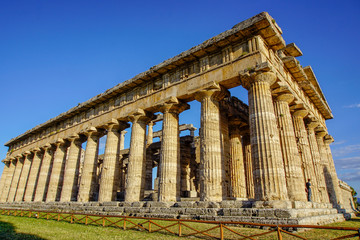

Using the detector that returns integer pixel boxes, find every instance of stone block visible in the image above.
[101,201,118,206]
[131,202,145,208]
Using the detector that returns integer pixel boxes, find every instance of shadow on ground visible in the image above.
[0,220,45,240]
[348,218,360,222]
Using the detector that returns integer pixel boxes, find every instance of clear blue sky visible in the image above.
[0,0,359,197]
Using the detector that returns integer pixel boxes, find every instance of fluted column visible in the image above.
[34,144,53,202]
[78,127,101,202]
[228,122,247,198]
[274,94,306,201]
[158,98,189,201]
[6,156,23,202]
[0,160,12,202]
[15,152,32,202]
[24,148,42,202]
[99,120,128,202]
[315,130,330,203]
[60,134,82,202]
[307,123,328,203]
[120,130,127,150]
[242,133,254,199]
[220,105,231,198]
[292,110,319,202]
[145,124,153,191]
[125,109,150,202]
[46,139,67,202]
[324,135,343,206]
[0,161,10,196]
[147,121,154,145]
[248,72,288,201]
[195,83,226,202]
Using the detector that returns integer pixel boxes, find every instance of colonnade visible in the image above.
[0,71,342,206]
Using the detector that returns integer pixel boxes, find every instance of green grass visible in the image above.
[0,214,359,240]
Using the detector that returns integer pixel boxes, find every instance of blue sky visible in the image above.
[0,0,359,197]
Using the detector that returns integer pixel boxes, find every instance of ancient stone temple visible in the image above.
[0,12,355,225]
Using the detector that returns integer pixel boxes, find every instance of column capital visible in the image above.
[40,143,52,151]
[324,134,335,144]
[55,138,65,146]
[315,131,327,138]
[306,121,319,130]
[240,70,277,89]
[23,151,31,156]
[274,93,294,104]
[194,82,228,102]
[128,108,153,124]
[120,130,127,136]
[30,147,41,153]
[157,97,190,114]
[293,109,308,118]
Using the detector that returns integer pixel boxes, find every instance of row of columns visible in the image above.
[0,71,341,205]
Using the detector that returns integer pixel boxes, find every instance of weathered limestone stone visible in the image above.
[242,133,254,199]
[78,127,101,202]
[323,135,343,206]
[98,120,128,202]
[220,103,231,198]
[120,130,127,150]
[146,122,154,145]
[315,130,330,203]
[228,122,246,198]
[247,72,288,201]
[0,161,10,198]
[34,144,53,202]
[60,134,83,202]
[195,82,226,202]
[273,94,306,201]
[6,156,23,202]
[292,110,320,202]
[15,152,32,202]
[24,148,42,202]
[307,123,328,203]
[46,139,67,202]
[157,97,189,202]
[125,109,150,202]
[0,160,12,202]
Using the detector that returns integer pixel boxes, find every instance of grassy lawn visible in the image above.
[0,214,358,240]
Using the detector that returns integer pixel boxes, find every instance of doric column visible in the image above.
[145,124,153,191]
[6,156,23,202]
[15,151,32,202]
[158,97,189,202]
[99,120,128,202]
[242,133,254,199]
[125,109,150,202]
[147,121,154,145]
[292,110,319,202]
[228,122,247,199]
[323,135,343,206]
[60,134,83,202]
[0,160,13,202]
[23,148,42,202]
[34,144,53,202]
[195,83,226,202]
[307,123,328,203]
[220,103,231,198]
[273,94,306,201]
[315,130,330,203]
[0,160,10,196]
[46,139,67,202]
[120,130,127,150]
[78,127,101,202]
[247,72,288,201]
